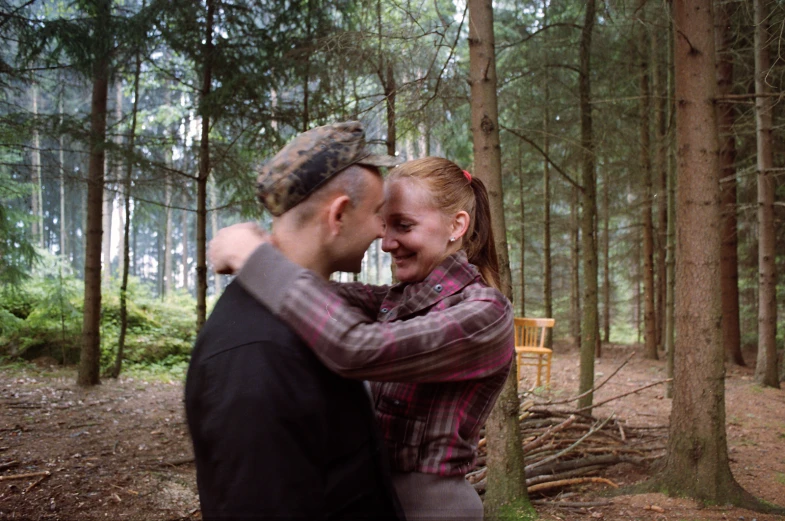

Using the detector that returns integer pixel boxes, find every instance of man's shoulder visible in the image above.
[193,281,305,361]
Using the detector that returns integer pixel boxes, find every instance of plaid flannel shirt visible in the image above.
[237,245,514,476]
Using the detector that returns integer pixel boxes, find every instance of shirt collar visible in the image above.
[381,251,482,320]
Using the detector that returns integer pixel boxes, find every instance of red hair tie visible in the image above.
[462,170,472,182]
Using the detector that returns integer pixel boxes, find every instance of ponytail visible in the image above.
[465,177,501,290]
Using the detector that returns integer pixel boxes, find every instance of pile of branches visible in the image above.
[466,353,669,499]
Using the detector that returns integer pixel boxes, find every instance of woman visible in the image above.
[212,157,513,520]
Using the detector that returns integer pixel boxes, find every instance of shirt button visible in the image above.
[434,284,443,292]
[381,307,389,313]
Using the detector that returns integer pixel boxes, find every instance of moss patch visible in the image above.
[491,498,538,521]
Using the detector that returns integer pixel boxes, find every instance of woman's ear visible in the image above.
[451,210,470,240]
[326,195,352,236]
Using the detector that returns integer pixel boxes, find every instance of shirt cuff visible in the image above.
[236,243,305,314]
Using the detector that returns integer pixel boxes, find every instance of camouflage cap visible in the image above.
[257,121,401,216]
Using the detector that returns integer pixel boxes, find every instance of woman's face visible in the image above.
[381,178,456,283]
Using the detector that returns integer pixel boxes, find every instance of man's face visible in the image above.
[332,168,385,273]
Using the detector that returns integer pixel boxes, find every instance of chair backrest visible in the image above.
[514,317,555,348]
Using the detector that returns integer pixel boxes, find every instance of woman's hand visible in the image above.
[208,222,270,274]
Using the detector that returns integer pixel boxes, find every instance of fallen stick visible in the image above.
[531,499,613,508]
[526,464,605,486]
[0,471,50,482]
[23,473,49,494]
[534,352,636,406]
[575,379,672,414]
[0,461,19,471]
[523,415,577,454]
[529,453,651,476]
[527,476,618,494]
[158,457,194,467]
[525,415,614,472]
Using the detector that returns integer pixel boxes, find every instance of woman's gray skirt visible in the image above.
[391,471,484,521]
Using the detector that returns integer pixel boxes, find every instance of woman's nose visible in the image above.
[381,232,396,252]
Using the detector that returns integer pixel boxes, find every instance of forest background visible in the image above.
[2,0,784,385]
[1,0,785,516]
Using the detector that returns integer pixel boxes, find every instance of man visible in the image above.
[185,121,404,521]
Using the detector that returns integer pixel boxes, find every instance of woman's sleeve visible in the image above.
[237,244,514,383]
[330,281,390,319]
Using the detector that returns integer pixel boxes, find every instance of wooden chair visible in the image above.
[513,318,555,389]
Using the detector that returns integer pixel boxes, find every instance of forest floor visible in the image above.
[0,343,783,521]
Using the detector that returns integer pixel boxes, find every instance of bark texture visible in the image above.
[577,0,598,409]
[78,0,111,387]
[467,0,530,515]
[196,0,214,330]
[639,13,657,361]
[753,0,779,388]
[715,0,744,367]
[111,48,141,380]
[659,0,761,505]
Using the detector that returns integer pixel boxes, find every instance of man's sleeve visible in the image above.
[237,245,513,383]
[190,341,327,520]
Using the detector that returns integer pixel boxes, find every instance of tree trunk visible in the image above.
[164,176,173,298]
[103,82,121,284]
[111,47,141,379]
[59,83,67,259]
[602,167,610,344]
[543,74,553,328]
[302,0,312,131]
[377,0,396,156]
[375,239,383,284]
[577,0,598,410]
[665,11,676,399]
[658,0,761,505]
[518,145,525,317]
[78,0,111,387]
[640,13,657,361]
[182,191,189,292]
[753,0,779,388]
[653,7,668,353]
[31,82,43,249]
[196,0,214,330]
[715,0,744,367]
[570,186,581,348]
[209,176,222,295]
[467,0,531,516]
[102,168,113,282]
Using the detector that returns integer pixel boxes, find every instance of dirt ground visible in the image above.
[0,343,783,521]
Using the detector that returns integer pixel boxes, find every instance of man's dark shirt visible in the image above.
[185,281,403,520]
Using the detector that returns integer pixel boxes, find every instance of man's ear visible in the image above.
[326,194,352,236]
[451,210,470,240]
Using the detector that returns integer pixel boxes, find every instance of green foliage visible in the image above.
[98,279,196,368]
[0,155,38,285]
[0,252,196,371]
[492,498,539,521]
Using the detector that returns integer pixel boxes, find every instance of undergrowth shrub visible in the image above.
[0,251,198,371]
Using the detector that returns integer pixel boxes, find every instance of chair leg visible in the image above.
[545,353,552,387]
[535,355,542,387]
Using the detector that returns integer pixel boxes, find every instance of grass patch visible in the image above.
[776,473,785,486]
[493,498,539,521]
